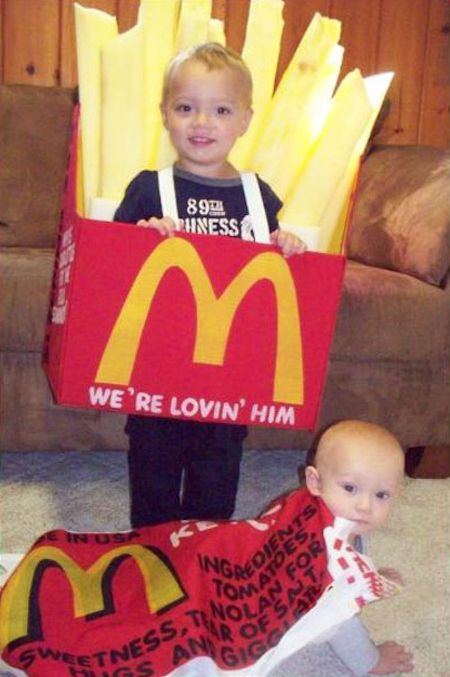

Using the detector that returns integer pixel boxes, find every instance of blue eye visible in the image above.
[376,491,390,500]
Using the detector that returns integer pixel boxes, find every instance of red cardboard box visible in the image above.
[43,109,345,429]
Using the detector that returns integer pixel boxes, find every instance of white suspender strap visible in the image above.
[157,166,180,227]
[240,172,271,244]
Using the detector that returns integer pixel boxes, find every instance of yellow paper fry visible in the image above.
[174,0,212,52]
[264,44,343,201]
[74,3,118,215]
[157,0,213,168]
[280,69,374,250]
[318,72,394,253]
[139,0,180,169]
[100,24,146,201]
[229,0,284,169]
[358,73,395,157]
[207,18,226,45]
[249,13,341,198]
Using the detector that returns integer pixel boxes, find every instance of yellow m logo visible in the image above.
[0,544,186,650]
[95,238,304,404]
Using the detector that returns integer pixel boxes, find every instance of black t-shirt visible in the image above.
[114,166,282,240]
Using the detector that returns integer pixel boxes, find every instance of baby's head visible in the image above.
[162,42,253,108]
[305,420,404,535]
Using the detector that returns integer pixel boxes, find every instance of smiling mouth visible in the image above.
[189,136,214,145]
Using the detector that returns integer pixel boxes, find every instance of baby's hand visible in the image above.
[136,216,184,236]
[378,567,404,586]
[270,229,307,258]
[370,641,414,674]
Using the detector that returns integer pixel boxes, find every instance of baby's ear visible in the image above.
[304,466,321,496]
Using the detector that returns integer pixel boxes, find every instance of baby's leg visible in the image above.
[328,616,379,675]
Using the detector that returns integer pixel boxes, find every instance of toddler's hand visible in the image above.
[270,229,307,258]
[370,641,414,674]
[136,216,184,236]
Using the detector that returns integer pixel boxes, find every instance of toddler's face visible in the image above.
[306,437,404,535]
[161,60,252,178]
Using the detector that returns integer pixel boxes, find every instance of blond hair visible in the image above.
[162,42,253,106]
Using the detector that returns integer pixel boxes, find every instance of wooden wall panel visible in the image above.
[3,0,60,85]
[223,0,249,53]
[418,0,450,147]
[375,0,430,146]
[211,0,227,21]
[60,0,78,88]
[117,0,139,32]
[0,0,448,147]
[0,0,3,80]
[330,0,381,78]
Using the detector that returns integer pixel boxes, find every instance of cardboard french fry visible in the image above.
[74,3,118,215]
[249,13,341,197]
[174,0,211,52]
[157,0,213,168]
[207,18,226,45]
[229,0,284,169]
[265,44,343,201]
[139,0,180,169]
[100,24,146,200]
[280,70,374,247]
[317,72,394,253]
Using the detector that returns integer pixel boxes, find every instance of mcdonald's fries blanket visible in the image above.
[0,488,398,677]
[43,110,345,430]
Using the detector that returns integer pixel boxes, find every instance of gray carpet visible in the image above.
[1,451,449,677]
[0,449,305,552]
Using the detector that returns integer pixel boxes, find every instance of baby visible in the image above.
[304,420,414,675]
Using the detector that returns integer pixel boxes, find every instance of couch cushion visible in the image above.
[0,351,128,452]
[0,247,55,351]
[0,85,75,248]
[348,145,450,286]
[332,260,450,361]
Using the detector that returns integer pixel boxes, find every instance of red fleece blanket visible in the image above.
[0,489,397,677]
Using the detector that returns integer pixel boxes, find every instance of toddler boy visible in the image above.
[115,42,305,528]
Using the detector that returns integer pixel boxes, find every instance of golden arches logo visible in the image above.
[95,238,304,404]
[0,544,186,650]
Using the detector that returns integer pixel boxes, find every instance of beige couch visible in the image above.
[1,84,449,452]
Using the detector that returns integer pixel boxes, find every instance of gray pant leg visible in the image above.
[329,615,380,676]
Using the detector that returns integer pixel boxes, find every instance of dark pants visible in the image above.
[126,417,247,527]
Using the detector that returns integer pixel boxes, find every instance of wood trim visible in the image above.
[330,0,381,79]
[374,0,430,146]
[117,0,139,32]
[418,0,450,147]
[223,0,249,53]
[0,0,448,148]
[3,0,60,85]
